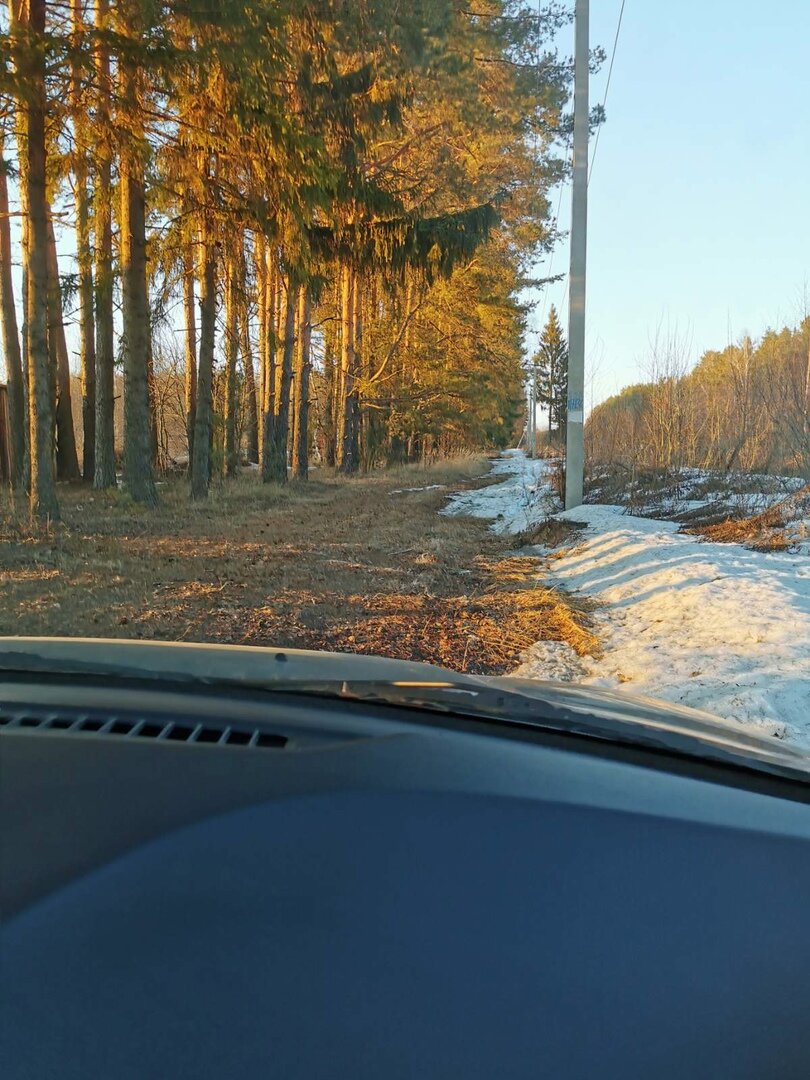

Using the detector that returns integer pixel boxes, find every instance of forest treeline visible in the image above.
[586,319,810,479]
[0,0,580,517]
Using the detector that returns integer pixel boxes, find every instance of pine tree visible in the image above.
[190,222,217,501]
[11,0,60,518]
[534,305,569,442]
[46,211,81,481]
[1,0,573,495]
[116,0,158,505]
[93,0,117,489]
[182,239,197,466]
[240,279,259,466]
[71,0,95,482]
[291,283,310,480]
[222,248,239,478]
[0,129,26,489]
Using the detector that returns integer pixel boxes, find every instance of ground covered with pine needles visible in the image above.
[0,456,597,675]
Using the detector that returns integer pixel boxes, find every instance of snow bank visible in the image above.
[446,451,810,749]
[526,504,810,747]
[441,449,559,534]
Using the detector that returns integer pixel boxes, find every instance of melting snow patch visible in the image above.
[442,448,560,533]
[547,503,810,747]
[512,640,588,682]
[389,484,446,495]
[449,450,810,750]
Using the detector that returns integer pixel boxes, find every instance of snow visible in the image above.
[445,451,810,749]
[441,449,558,533]
[389,484,446,495]
[586,463,804,521]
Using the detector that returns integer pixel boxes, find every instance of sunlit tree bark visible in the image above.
[13,0,59,517]
[0,129,26,489]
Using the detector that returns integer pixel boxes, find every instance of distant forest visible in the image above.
[586,318,810,478]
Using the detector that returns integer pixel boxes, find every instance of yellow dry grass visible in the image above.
[687,485,810,552]
[0,454,599,675]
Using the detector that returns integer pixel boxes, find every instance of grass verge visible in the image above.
[0,455,597,675]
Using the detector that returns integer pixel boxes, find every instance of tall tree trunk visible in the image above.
[72,0,95,482]
[337,263,359,474]
[255,235,267,463]
[0,129,26,489]
[353,273,364,469]
[190,232,216,500]
[290,325,299,470]
[183,242,197,466]
[260,247,278,482]
[10,3,32,492]
[93,0,115,488]
[146,331,159,467]
[223,253,239,477]
[322,279,339,468]
[241,301,259,465]
[264,275,295,484]
[20,199,31,490]
[118,23,157,506]
[292,284,310,480]
[322,327,336,468]
[75,175,96,482]
[359,276,374,469]
[46,213,81,481]
[15,0,59,517]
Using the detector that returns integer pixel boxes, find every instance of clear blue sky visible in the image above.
[532,0,810,408]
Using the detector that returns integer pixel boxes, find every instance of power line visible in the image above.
[536,132,572,342]
[536,0,628,346]
[588,0,627,185]
[539,0,627,344]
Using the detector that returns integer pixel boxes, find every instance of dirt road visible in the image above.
[1,457,595,675]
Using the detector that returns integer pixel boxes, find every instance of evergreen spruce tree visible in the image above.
[534,305,569,442]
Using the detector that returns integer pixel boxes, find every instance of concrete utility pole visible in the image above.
[527,376,536,457]
[564,0,589,509]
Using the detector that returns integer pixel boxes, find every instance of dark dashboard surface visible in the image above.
[2,675,810,1079]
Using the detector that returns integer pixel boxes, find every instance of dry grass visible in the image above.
[0,454,598,676]
[689,506,791,550]
[516,516,584,550]
[686,484,810,552]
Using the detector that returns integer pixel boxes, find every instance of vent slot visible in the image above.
[0,707,287,750]
[47,718,75,731]
[225,729,251,746]
[109,720,136,735]
[196,726,225,744]
[256,732,287,748]
[137,722,165,739]
[79,719,105,732]
[166,723,195,742]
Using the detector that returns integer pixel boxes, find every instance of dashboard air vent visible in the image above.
[0,707,287,749]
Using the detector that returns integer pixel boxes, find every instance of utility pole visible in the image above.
[564,0,588,509]
[528,374,535,457]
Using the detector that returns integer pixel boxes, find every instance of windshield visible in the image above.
[0,1,808,761]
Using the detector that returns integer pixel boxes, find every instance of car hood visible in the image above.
[1,637,807,782]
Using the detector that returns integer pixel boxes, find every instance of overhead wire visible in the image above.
[538,0,628,342]
[588,0,627,185]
